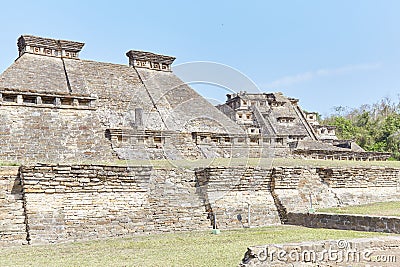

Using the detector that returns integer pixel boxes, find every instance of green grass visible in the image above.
[3,157,400,169]
[61,157,400,169]
[96,157,400,169]
[0,162,20,166]
[318,201,400,217]
[0,225,392,267]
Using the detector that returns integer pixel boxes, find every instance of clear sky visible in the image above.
[1,0,399,117]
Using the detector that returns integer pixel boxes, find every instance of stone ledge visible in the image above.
[0,102,96,110]
[286,212,400,234]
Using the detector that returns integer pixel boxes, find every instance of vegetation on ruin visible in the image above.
[318,201,400,217]
[2,157,400,170]
[0,225,391,267]
[106,157,400,169]
[0,162,21,166]
[322,97,400,160]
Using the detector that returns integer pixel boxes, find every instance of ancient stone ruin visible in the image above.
[0,35,397,247]
[0,35,389,163]
[217,91,389,160]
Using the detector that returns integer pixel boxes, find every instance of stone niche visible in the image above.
[0,90,96,110]
[126,50,176,72]
[17,35,84,59]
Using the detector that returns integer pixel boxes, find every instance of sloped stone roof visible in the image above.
[222,91,316,138]
[0,49,244,134]
[0,54,70,94]
[261,93,311,137]
[136,68,244,134]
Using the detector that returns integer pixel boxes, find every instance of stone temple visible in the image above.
[0,35,389,163]
[0,35,397,247]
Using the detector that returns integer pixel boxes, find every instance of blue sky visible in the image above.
[0,0,399,116]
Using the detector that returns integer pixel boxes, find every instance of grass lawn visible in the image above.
[318,201,400,217]
[55,157,400,169]
[2,158,400,169]
[0,225,392,267]
[114,157,400,169]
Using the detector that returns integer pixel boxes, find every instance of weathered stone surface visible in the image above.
[287,212,400,234]
[196,167,281,228]
[0,104,115,163]
[217,92,390,161]
[0,35,389,163]
[1,164,400,246]
[19,165,210,244]
[0,167,26,246]
[0,35,251,163]
[240,236,400,266]
[273,166,400,212]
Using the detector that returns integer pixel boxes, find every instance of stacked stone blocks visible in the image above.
[1,164,400,245]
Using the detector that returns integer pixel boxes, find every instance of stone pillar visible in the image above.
[16,95,23,104]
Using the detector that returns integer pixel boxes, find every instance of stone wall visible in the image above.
[1,165,284,245]
[272,166,400,213]
[0,167,26,246]
[109,130,204,160]
[287,212,400,234]
[1,165,400,246]
[273,167,341,213]
[317,167,400,206]
[0,104,115,163]
[198,165,399,218]
[196,167,281,228]
[20,165,209,244]
[197,143,277,159]
[108,128,278,161]
[293,149,391,161]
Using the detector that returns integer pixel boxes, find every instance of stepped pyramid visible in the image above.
[0,35,245,163]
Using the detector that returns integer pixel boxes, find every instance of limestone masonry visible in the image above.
[0,35,390,163]
[0,35,398,246]
[1,165,399,245]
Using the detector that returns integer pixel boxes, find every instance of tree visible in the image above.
[324,116,356,140]
[322,98,400,160]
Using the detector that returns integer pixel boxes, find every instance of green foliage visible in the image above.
[323,97,400,160]
[325,117,357,140]
[0,162,20,166]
